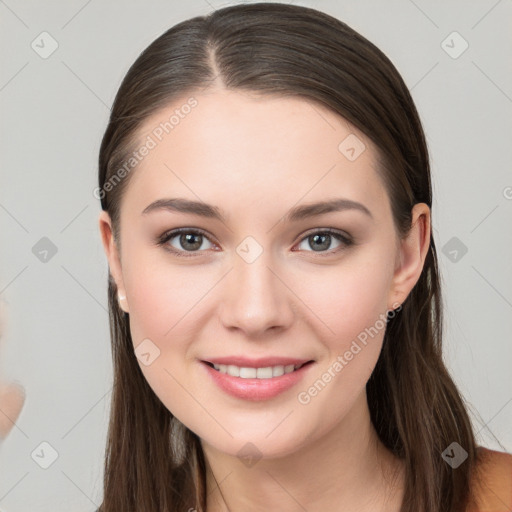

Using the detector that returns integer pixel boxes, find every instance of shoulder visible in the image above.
[467,446,512,512]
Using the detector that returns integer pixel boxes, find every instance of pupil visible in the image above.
[311,233,330,251]
[182,233,202,250]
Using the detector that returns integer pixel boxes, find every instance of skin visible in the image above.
[0,382,25,441]
[99,88,430,512]
[0,300,25,442]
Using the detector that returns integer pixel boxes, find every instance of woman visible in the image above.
[96,3,512,511]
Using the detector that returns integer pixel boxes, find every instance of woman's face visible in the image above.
[99,89,425,460]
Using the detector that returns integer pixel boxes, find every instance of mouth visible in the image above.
[200,358,316,401]
[202,360,314,379]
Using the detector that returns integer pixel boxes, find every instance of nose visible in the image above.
[219,250,296,338]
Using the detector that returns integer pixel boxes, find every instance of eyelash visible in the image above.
[156,227,354,258]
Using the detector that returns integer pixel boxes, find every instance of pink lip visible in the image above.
[199,359,315,401]
[202,356,312,367]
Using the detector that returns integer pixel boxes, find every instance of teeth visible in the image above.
[240,367,257,378]
[227,364,239,377]
[211,363,303,379]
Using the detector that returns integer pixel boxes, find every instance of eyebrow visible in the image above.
[141,197,373,222]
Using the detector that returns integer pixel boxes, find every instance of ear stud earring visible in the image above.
[118,293,127,312]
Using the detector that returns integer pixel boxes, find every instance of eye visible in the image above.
[157,228,216,257]
[294,229,353,255]
[157,227,353,258]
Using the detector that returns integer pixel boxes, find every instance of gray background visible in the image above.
[0,0,511,510]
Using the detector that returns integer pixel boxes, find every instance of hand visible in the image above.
[0,382,25,441]
[0,299,25,442]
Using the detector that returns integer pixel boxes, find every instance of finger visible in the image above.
[0,382,26,440]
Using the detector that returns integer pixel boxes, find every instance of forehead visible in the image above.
[122,89,389,221]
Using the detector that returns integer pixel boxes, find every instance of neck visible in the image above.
[202,390,405,512]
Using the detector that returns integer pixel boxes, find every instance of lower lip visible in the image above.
[200,361,315,401]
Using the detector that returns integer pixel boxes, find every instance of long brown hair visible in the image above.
[97,3,482,511]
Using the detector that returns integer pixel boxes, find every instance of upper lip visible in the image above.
[201,356,314,368]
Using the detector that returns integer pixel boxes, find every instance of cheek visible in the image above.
[299,252,394,348]
[122,252,213,344]
[290,262,392,441]
[122,263,203,420]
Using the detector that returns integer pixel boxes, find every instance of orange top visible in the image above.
[467,446,512,512]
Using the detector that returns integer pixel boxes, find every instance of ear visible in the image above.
[387,203,431,309]
[98,211,129,314]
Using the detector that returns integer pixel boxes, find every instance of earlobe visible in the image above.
[98,211,129,314]
[387,203,431,309]
[117,293,129,314]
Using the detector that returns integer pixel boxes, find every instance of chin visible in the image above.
[198,422,314,463]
